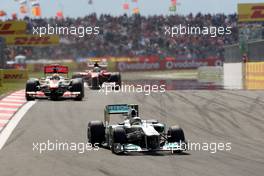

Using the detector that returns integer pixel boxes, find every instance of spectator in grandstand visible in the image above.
[8,13,241,61]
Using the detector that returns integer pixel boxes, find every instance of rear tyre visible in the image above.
[111,127,127,154]
[87,121,105,146]
[71,78,84,101]
[91,77,100,89]
[25,80,38,101]
[110,73,121,90]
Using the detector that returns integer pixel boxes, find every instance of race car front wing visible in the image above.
[112,142,187,153]
[26,91,81,98]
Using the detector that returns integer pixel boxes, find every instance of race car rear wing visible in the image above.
[104,104,139,125]
[87,58,108,69]
[44,65,69,75]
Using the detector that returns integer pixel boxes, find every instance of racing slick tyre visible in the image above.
[72,74,82,79]
[167,126,185,143]
[91,77,100,89]
[111,127,127,154]
[109,73,121,90]
[71,78,84,101]
[167,126,186,153]
[25,80,38,101]
[87,121,105,146]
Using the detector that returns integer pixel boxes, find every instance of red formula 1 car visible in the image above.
[72,62,121,90]
[25,65,84,101]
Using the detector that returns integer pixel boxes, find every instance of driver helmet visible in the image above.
[130,116,142,125]
[93,67,101,73]
[52,73,60,80]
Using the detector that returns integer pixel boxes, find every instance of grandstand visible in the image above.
[3,13,240,62]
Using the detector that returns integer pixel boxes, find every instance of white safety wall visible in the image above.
[223,63,243,89]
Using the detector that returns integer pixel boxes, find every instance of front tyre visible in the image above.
[167,126,185,143]
[111,127,127,154]
[71,78,84,101]
[25,80,38,101]
[109,73,121,90]
[167,126,186,153]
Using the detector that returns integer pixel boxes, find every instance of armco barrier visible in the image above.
[245,62,264,90]
[0,69,28,82]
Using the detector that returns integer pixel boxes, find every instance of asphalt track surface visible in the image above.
[0,87,264,176]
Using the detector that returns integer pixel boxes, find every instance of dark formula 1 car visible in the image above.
[87,104,187,154]
[72,60,121,90]
[25,65,84,101]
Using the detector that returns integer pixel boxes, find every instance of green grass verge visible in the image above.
[0,82,25,97]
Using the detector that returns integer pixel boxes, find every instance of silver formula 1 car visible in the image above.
[25,65,84,101]
[87,104,187,154]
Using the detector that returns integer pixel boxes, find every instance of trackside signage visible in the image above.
[3,34,59,46]
[0,69,28,82]
[245,62,264,90]
[117,58,223,72]
[0,21,27,35]
[238,3,264,22]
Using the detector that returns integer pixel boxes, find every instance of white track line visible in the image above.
[0,101,36,150]
[0,119,9,124]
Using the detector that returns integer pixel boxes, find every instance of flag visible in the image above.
[169,5,177,12]
[171,0,178,6]
[32,6,41,16]
[123,3,129,10]
[31,1,40,7]
[12,13,18,20]
[133,8,139,14]
[18,0,27,4]
[20,5,28,14]
[171,0,177,4]
[56,11,64,19]
[0,10,6,17]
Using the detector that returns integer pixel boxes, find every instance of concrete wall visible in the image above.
[223,63,243,89]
